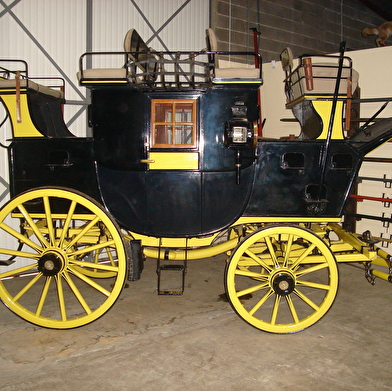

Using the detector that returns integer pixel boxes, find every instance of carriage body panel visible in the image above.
[88,83,259,237]
[244,139,362,218]
[9,138,101,203]
[8,135,363,237]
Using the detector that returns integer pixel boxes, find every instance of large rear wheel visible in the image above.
[0,187,127,329]
[225,224,339,333]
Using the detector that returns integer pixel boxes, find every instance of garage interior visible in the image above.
[1,1,392,390]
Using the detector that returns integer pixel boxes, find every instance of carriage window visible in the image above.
[281,152,305,169]
[151,99,196,148]
[331,153,353,169]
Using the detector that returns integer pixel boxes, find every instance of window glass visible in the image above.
[155,103,172,122]
[175,103,193,122]
[155,125,173,144]
[175,125,193,144]
[152,100,196,148]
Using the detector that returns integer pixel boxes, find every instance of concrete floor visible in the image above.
[1,254,392,391]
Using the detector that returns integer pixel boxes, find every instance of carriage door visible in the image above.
[143,98,202,235]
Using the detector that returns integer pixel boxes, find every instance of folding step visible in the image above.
[156,239,188,295]
[157,262,187,295]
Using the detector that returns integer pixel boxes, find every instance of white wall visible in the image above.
[0,0,209,137]
[0,0,209,203]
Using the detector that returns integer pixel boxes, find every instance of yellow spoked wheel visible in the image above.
[225,224,339,333]
[0,187,127,329]
[71,242,120,279]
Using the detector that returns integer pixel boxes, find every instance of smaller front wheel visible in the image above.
[225,224,339,333]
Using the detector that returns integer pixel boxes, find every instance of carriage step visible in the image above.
[157,263,187,295]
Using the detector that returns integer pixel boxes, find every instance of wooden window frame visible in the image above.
[151,99,197,148]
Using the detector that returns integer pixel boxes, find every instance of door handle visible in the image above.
[141,142,154,164]
[140,159,155,164]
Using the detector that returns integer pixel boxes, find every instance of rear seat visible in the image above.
[205,28,261,82]
[0,78,64,99]
[77,67,128,83]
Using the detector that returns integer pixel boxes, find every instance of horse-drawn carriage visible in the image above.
[0,29,391,333]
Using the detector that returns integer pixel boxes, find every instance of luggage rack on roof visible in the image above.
[78,51,262,90]
[127,50,211,89]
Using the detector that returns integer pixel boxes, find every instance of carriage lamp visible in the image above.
[224,101,255,184]
[232,125,249,143]
[224,101,254,149]
[225,121,252,146]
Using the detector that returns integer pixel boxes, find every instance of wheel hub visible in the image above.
[272,272,295,296]
[38,252,64,276]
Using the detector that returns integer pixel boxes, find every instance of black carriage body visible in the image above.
[9,138,100,202]
[244,139,362,217]
[90,81,363,234]
[91,84,259,237]
[8,80,365,238]
[7,45,392,239]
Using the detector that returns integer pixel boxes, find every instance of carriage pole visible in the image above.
[318,41,346,201]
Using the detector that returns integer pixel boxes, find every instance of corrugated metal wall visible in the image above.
[0,0,209,204]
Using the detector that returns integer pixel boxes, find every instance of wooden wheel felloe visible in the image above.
[225,224,339,333]
[0,187,127,329]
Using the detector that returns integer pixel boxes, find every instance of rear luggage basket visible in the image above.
[77,51,261,90]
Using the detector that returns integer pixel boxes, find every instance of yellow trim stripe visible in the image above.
[148,152,199,170]
[80,80,128,84]
[131,217,342,248]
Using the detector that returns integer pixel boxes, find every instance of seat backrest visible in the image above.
[123,28,135,53]
[206,28,219,68]
[124,28,149,60]
[206,28,218,51]
[123,28,159,78]
[280,47,294,75]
